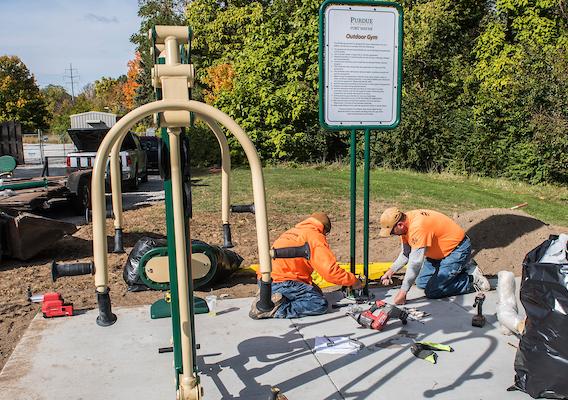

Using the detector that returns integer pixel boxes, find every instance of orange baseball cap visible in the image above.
[379,207,403,237]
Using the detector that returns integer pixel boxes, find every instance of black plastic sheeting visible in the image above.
[511,235,568,399]
[123,236,243,292]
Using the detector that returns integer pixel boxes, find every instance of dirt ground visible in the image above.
[0,204,566,370]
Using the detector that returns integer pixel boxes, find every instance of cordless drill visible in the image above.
[350,300,408,331]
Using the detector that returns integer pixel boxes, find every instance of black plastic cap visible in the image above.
[113,228,124,253]
[96,288,117,327]
[223,223,234,248]
[257,279,274,312]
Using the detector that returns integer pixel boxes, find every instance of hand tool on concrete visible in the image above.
[269,386,288,400]
[403,307,430,321]
[472,292,486,327]
[411,341,454,364]
[349,300,408,331]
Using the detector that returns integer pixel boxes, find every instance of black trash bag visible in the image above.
[511,235,568,399]
[185,239,243,286]
[123,236,167,292]
[210,245,244,284]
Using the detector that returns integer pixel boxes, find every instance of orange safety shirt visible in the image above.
[401,210,465,260]
[261,217,357,286]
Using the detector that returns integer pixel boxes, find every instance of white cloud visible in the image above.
[85,13,120,24]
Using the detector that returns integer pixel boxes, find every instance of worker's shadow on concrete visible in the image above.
[285,289,497,400]
[197,329,316,399]
[316,326,496,399]
[466,214,546,259]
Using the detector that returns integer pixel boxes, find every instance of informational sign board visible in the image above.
[319,1,403,130]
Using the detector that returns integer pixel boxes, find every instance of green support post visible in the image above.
[161,128,183,381]
[350,129,357,275]
[363,128,371,296]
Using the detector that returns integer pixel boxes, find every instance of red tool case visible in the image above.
[41,292,74,318]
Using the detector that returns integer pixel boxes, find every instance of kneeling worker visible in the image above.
[250,212,361,319]
[379,207,490,305]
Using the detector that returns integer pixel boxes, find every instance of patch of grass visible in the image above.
[191,166,568,226]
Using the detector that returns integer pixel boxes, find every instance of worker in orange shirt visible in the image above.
[250,212,362,319]
[379,207,490,305]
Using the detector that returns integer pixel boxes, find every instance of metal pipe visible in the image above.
[350,129,357,275]
[363,128,371,296]
[110,144,124,231]
[109,146,124,253]
[199,115,231,224]
[91,100,271,292]
[168,128,196,395]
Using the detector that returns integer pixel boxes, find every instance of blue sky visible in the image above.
[0,0,140,92]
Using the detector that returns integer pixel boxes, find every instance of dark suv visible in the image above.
[139,136,159,174]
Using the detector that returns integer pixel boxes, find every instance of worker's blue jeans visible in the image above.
[414,237,474,299]
[269,280,328,319]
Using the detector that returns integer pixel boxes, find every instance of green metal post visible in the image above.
[350,129,357,275]
[161,128,183,381]
[363,128,371,296]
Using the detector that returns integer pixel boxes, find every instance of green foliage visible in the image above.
[0,55,49,131]
[187,0,331,161]
[142,0,568,185]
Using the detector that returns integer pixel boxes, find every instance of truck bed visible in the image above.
[0,177,70,212]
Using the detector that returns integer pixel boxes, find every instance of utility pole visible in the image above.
[64,63,79,103]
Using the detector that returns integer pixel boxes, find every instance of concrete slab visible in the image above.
[0,307,175,400]
[293,285,526,400]
[0,284,528,400]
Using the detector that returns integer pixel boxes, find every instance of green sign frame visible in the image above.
[318,0,403,131]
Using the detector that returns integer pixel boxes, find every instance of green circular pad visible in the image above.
[0,155,17,173]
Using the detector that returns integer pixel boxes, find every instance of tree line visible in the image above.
[0,54,141,142]
[180,0,568,185]
[1,0,566,185]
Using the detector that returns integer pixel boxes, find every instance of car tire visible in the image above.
[130,169,139,191]
[71,176,91,215]
[140,169,148,183]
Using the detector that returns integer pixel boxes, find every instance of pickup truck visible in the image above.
[66,128,148,190]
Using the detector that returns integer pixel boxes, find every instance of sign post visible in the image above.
[319,0,403,296]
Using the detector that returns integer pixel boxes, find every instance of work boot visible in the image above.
[249,293,284,320]
[471,266,491,292]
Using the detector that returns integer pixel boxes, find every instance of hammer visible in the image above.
[472,293,486,327]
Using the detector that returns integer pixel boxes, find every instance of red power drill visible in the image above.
[350,300,408,331]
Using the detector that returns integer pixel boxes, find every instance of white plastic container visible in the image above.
[205,295,217,316]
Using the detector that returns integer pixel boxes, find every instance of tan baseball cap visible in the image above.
[311,212,331,234]
[379,207,403,237]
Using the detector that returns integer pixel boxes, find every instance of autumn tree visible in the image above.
[0,55,49,131]
[123,52,141,109]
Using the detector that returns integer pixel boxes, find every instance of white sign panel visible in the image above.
[324,5,400,127]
